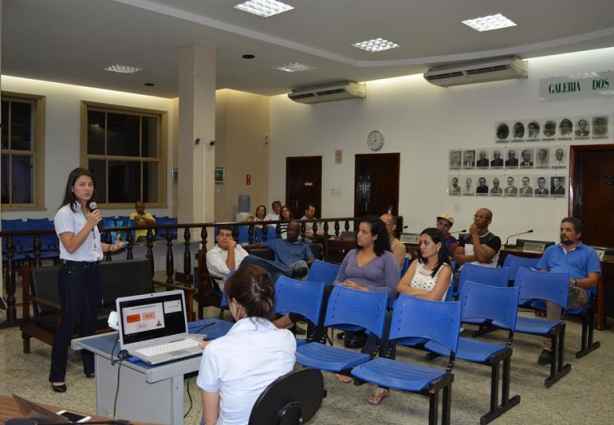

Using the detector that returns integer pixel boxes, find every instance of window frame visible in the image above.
[0,92,46,210]
[80,101,168,208]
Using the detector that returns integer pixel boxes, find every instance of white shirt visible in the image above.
[266,212,280,221]
[197,318,296,425]
[206,245,249,290]
[54,203,103,262]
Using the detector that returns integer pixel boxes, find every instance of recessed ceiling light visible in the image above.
[103,64,144,74]
[352,38,400,53]
[274,63,315,73]
[462,14,516,32]
[234,0,294,18]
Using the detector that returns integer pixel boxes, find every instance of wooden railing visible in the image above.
[1,217,359,323]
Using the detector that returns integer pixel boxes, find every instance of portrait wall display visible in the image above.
[456,114,612,200]
[494,114,611,143]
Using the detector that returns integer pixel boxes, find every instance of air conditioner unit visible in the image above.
[288,81,366,104]
[424,57,528,88]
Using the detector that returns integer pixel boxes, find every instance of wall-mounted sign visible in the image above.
[539,71,614,101]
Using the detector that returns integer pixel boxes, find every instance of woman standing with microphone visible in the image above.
[49,167,124,393]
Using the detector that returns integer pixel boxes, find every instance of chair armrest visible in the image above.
[28,296,62,312]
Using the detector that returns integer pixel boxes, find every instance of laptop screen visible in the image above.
[116,290,189,351]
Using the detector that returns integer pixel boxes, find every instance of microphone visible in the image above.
[88,201,98,212]
[504,229,533,248]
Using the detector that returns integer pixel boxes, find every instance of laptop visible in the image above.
[116,290,204,365]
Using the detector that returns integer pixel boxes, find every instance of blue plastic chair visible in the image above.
[425,281,521,424]
[456,265,509,336]
[531,285,600,359]
[307,260,340,285]
[156,216,178,239]
[400,256,410,277]
[503,254,540,284]
[295,286,387,377]
[275,276,326,345]
[514,268,571,387]
[351,296,462,425]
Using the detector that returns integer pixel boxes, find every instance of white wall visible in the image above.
[269,48,614,243]
[1,76,175,220]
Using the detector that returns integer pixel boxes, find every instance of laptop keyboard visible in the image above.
[134,338,201,357]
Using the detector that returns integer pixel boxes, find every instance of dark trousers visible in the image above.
[49,261,102,383]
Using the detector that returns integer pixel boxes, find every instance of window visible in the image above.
[83,103,167,207]
[1,93,45,209]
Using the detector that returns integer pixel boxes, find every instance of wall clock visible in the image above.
[367,130,384,151]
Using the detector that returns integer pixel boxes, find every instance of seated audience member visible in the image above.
[266,200,282,222]
[130,200,163,243]
[243,204,269,229]
[397,228,453,300]
[197,264,296,425]
[380,213,406,269]
[242,221,314,281]
[300,203,325,241]
[277,204,293,239]
[453,208,501,269]
[206,226,249,291]
[436,213,457,258]
[535,217,600,366]
[273,216,398,348]
[367,228,454,406]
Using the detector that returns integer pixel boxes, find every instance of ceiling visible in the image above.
[3,0,614,98]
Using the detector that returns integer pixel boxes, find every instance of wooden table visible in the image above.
[0,394,161,425]
[500,248,614,331]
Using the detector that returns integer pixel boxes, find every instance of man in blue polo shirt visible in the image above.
[536,217,601,365]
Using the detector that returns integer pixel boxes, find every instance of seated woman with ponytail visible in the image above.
[196,264,296,425]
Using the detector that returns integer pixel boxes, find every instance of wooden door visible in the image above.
[570,144,614,246]
[354,153,400,218]
[286,156,322,219]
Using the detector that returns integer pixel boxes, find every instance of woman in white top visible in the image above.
[197,264,296,425]
[397,227,453,301]
[50,167,125,393]
[368,228,452,405]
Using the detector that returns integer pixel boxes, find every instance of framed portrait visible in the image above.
[214,167,225,184]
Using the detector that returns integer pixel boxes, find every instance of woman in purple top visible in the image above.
[334,216,399,297]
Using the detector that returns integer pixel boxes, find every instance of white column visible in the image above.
[177,42,216,225]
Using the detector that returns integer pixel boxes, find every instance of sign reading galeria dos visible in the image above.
[539,71,613,101]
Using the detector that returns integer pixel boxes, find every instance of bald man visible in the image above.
[380,214,406,269]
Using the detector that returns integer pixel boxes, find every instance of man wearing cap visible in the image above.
[436,213,458,258]
[380,213,406,270]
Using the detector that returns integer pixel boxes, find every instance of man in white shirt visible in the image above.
[266,200,282,221]
[300,203,325,241]
[206,226,249,291]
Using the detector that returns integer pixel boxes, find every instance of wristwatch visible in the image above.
[572,279,578,287]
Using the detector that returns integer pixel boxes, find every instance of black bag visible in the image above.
[343,330,367,348]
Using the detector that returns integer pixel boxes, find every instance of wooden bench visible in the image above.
[20,259,194,353]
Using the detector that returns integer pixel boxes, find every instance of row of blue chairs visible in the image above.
[2,218,59,264]
[273,261,596,424]
[101,216,178,243]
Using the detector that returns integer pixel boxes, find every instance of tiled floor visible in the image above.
[1,302,613,424]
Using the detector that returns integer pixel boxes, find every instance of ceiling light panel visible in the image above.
[353,38,400,53]
[234,0,294,18]
[103,64,144,74]
[462,14,517,32]
[274,63,314,73]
